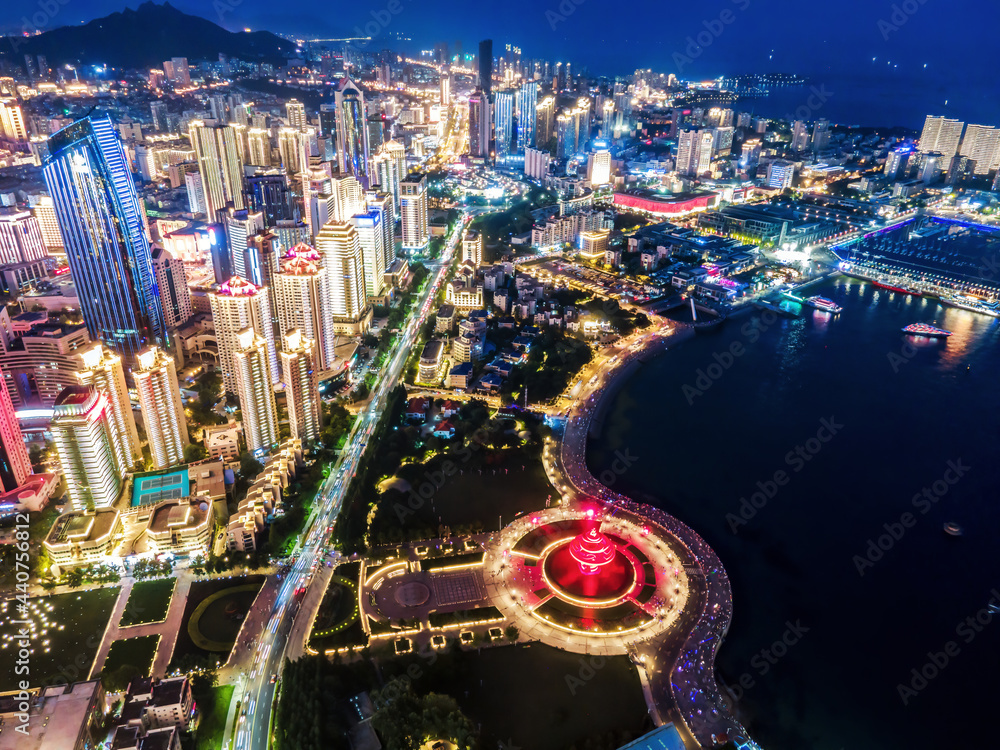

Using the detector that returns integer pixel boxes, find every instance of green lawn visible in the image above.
[100,634,159,690]
[119,578,176,626]
[195,684,234,750]
[0,588,120,691]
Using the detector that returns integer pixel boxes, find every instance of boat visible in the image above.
[806,296,843,314]
[902,323,952,339]
[943,522,963,537]
[873,280,923,297]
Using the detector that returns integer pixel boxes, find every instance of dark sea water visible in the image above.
[590,275,1000,749]
[733,72,1000,130]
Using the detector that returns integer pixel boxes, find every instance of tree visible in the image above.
[239,452,264,478]
[184,443,208,463]
[504,625,519,642]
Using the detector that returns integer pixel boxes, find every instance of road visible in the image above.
[226,214,470,750]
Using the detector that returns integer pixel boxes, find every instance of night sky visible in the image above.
[4,0,1000,125]
[2,0,996,81]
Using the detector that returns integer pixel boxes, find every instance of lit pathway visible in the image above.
[88,575,193,680]
[542,320,763,749]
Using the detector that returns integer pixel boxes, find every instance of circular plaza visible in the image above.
[483,502,691,655]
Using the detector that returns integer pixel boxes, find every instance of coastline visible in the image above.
[545,320,760,749]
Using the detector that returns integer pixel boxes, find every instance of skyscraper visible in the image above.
[286,99,307,129]
[469,90,490,158]
[440,74,451,107]
[587,149,612,186]
[244,168,293,227]
[478,39,493,100]
[462,230,483,267]
[314,221,371,334]
[233,328,279,453]
[76,342,141,471]
[281,329,321,443]
[224,208,265,282]
[152,247,193,328]
[536,96,556,148]
[43,117,166,366]
[494,90,515,160]
[247,128,271,167]
[134,346,189,469]
[365,190,396,272]
[51,386,126,510]
[0,208,48,265]
[273,245,332,370]
[372,149,400,212]
[399,173,429,253]
[335,78,372,189]
[517,81,538,151]
[0,376,30,492]
[210,277,279,394]
[919,116,964,158]
[189,120,246,219]
[959,124,1000,175]
[791,120,811,152]
[351,210,387,301]
[675,130,698,176]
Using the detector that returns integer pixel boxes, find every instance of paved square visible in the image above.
[431,570,486,607]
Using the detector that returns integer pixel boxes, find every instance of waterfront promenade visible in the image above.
[542,319,762,749]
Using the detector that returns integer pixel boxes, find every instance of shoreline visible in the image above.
[546,320,761,749]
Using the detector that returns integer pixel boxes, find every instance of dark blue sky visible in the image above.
[4,0,999,125]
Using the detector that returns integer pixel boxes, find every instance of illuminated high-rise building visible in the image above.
[281,329,321,443]
[286,99,307,129]
[0,98,28,142]
[365,190,396,271]
[0,208,48,264]
[959,124,1000,174]
[0,376,30,492]
[494,90,515,160]
[43,117,166,366]
[536,96,556,147]
[247,128,271,166]
[791,120,811,152]
[277,128,304,176]
[373,148,400,211]
[469,90,490,158]
[223,207,265,282]
[335,78,372,188]
[151,247,193,328]
[462,229,483,267]
[587,149,612,186]
[516,81,538,151]
[351,210,387,300]
[440,74,451,106]
[314,221,371,334]
[209,277,279,394]
[273,244,332,370]
[31,196,63,254]
[919,116,964,158]
[233,328,279,453]
[399,173,429,253]
[134,346,189,469]
[51,386,126,510]
[244,168,292,227]
[189,120,246,219]
[76,342,141,471]
[384,140,407,183]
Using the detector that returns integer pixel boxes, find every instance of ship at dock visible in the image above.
[872,279,923,297]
